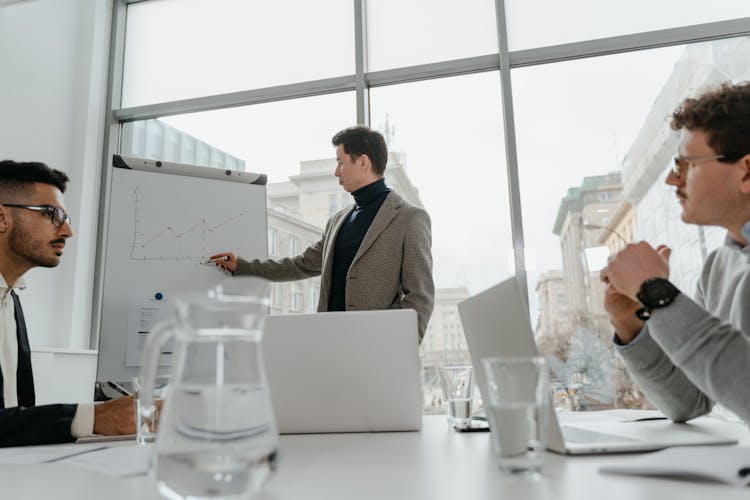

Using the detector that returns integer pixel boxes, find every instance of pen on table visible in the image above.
[201,256,229,266]
[107,380,132,396]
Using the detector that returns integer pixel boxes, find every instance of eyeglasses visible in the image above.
[671,153,744,179]
[2,204,72,227]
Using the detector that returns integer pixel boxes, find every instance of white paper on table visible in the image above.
[61,443,154,477]
[600,445,750,486]
[0,443,109,464]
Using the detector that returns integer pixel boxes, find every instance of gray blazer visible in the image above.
[235,191,435,340]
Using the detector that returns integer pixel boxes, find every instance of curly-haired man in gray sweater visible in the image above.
[600,82,750,424]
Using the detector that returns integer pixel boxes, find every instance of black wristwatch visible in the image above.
[634,278,680,320]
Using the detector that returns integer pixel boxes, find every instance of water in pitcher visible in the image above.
[155,382,279,500]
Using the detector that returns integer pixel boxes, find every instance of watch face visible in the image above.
[638,278,678,309]
[644,280,670,301]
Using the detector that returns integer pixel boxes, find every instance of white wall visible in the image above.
[0,0,111,348]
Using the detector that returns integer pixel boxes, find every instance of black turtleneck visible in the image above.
[328,178,391,311]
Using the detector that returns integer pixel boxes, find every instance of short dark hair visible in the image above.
[671,81,750,159]
[331,126,388,176]
[0,160,69,197]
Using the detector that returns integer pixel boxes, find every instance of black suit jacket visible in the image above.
[0,291,77,447]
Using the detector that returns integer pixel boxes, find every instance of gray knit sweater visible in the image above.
[616,236,750,423]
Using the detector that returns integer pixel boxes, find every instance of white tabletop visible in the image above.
[1,416,748,500]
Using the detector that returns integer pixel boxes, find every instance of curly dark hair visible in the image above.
[331,126,388,176]
[0,160,69,198]
[671,81,750,159]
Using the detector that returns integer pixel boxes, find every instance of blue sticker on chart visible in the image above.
[154,292,164,300]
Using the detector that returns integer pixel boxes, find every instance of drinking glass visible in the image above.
[132,375,170,444]
[482,356,548,475]
[439,365,473,429]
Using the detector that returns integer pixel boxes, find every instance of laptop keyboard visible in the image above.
[561,426,637,444]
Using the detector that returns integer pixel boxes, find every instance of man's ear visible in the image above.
[740,154,750,195]
[0,206,9,234]
[359,154,371,172]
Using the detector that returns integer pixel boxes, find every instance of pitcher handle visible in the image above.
[137,319,176,420]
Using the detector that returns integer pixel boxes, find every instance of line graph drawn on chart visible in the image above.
[129,186,246,263]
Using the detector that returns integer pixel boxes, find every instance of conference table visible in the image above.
[1,416,747,499]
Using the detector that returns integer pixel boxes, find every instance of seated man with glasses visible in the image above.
[0,160,135,446]
[600,81,750,424]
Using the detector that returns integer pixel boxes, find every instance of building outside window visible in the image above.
[291,284,303,313]
[328,193,338,216]
[267,228,278,257]
[289,235,300,256]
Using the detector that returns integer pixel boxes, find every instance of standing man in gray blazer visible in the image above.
[210,126,434,341]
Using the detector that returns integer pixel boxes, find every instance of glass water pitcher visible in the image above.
[138,277,279,500]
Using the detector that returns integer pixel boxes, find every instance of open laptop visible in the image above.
[457,278,737,454]
[262,309,422,434]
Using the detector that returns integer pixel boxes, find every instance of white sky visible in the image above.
[121,0,750,306]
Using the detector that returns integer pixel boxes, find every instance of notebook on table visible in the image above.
[600,445,750,486]
[457,278,737,455]
[262,309,422,434]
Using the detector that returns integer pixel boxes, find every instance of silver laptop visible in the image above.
[262,309,422,434]
[457,278,737,455]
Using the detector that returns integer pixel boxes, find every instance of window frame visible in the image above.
[92,0,750,353]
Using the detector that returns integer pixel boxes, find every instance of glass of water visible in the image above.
[439,365,473,429]
[132,375,170,444]
[482,356,548,475]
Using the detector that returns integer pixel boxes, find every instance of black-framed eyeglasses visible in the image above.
[2,204,71,227]
[671,153,745,179]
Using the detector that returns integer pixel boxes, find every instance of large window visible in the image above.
[111,0,750,415]
[121,92,355,179]
[505,0,750,50]
[365,0,498,71]
[122,0,354,107]
[370,72,513,413]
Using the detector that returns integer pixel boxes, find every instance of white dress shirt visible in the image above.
[0,274,94,436]
[0,274,24,408]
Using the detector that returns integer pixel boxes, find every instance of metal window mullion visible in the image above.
[114,75,357,122]
[508,17,750,68]
[495,0,529,304]
[115,56,504,123]
[92,0,129,350]
[366,54,502,87]
[354,0,369,126]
